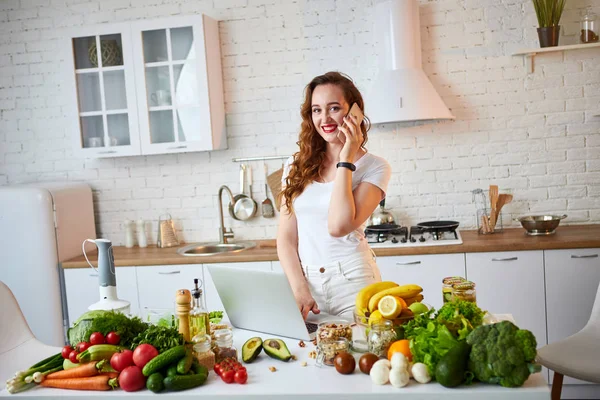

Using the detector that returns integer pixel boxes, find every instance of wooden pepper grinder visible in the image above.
[176,289,192,342]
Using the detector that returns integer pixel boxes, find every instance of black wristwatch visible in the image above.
[336,162,356,172]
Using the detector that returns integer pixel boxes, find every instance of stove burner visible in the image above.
[365,221,462,247]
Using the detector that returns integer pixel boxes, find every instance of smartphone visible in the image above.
[338,103,365,143]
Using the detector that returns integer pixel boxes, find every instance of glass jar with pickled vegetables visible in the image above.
[451,281,477,303]
[367,320,396,358]
[442,276,466,304]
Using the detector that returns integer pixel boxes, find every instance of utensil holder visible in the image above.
[477,208,503,234]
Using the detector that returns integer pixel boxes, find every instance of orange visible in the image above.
[397,297,408,309]
[387,339,412,362]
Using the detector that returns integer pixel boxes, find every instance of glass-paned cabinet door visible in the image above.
[133,16,215,155]
[66,25,140,158]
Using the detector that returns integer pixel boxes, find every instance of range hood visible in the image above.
[366,0,454,124]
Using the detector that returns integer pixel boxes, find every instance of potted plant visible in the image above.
[532,0,566,47]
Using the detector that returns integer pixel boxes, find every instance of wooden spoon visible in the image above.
[495,194,513,224]
[489,185,499,229]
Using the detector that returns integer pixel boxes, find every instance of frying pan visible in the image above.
[416,220,460,230]
[229,164,257,221]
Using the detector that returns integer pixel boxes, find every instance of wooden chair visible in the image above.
[536,281,600,400]
[0,280,61,383]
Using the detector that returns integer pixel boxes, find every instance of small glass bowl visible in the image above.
[352,309,417,353]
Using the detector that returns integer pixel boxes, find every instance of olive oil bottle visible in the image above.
[189,278,210,341]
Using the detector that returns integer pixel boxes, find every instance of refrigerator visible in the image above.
[0,182,96,346]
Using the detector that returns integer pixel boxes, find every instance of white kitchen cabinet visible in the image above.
[376,253,466,310]
[136,264,203,318]
[64,266,139,324]
[545,248,600,386]
[65,14,226,158]
[465,251,547,347]
[203,262,272,317]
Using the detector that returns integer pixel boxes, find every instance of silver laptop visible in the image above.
[207,265,338,340]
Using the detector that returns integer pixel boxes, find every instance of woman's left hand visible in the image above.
[338,113,362,163]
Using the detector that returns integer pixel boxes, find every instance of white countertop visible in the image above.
[1,324,551,399]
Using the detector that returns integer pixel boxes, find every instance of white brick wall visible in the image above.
[0,0,599,245]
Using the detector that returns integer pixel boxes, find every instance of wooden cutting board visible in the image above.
[266,167,283,210]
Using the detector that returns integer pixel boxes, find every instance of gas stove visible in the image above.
[366,225,463,248]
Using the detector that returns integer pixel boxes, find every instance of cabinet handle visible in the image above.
[158,271,181,275]
[491,257,518,261]
[167,145,188,150]
[97,150,117,154]
[89,273,98,277]
[396,261,421,265]
[571,254,599,259]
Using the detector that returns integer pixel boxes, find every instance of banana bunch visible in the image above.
[355,281,398,317]
[367,284,423,313]
[355,282,424,316]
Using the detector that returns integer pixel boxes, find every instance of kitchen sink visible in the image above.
[177,241,256,256]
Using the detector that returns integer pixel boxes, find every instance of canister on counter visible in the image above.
[451,281,477,303]
[442,276,466,304]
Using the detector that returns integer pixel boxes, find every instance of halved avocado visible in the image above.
[263,338,292,362]
[242,337,263,363]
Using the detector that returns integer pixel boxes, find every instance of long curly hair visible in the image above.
[281,71,370,212]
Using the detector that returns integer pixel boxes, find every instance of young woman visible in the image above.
[277,71,392,321]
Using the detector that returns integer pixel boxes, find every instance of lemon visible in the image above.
[378,295,403,319]
[368,309,384,326]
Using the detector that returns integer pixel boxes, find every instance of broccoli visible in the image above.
[466,321,541,387]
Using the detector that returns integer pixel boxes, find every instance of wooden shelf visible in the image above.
[512,42,600,73]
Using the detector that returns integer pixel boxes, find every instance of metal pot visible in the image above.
[515,214,567,236]
[367,199,398,229]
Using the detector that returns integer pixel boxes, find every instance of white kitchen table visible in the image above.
[1,324,550,399]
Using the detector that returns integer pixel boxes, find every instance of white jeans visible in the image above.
[302,250,381,320]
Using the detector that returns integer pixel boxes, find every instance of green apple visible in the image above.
[408,302,428,315]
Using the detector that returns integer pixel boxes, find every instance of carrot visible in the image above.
[46,362,98,379]
[99,372,118,379]
[40,375,114,391]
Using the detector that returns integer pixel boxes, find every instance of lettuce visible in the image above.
[408,321,458,379]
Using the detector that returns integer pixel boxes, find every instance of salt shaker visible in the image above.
[124,219,135,248]
[136,219,148,248]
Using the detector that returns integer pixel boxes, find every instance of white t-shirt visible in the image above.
[282,152,392,266]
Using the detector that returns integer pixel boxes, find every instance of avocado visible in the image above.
[242,337,263,363]
[262,338,292,362]
[435,340,471,388]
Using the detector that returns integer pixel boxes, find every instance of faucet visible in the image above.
[218,185,235,244]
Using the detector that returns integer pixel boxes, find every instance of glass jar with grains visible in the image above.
[451,281,477,303]
[368,320,396,358]
[213,329,237,363]
[315,338,350,367]
[316,320,353,345]
[580,9,599,44]
[192,334,215,371]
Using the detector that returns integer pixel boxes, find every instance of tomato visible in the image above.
[105,331,120,345]
[132,344,159,368]
[221,369,235,384]
[89,332,105,345]
[110,349,134,372]
[119,365,146,392]
[214,364,222,376]
[61,345,73,359]
[68,350,79,364]
[234,369,248,384]
[76,342,91,353]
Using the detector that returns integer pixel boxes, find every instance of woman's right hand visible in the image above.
[294,289,320,320]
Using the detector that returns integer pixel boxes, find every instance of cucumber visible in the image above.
[191,359,208,375]
[142,345,186,377]
[176,349,194,375]
[146,372,165,393]
[166,364,178,377]
[163,373,207,391]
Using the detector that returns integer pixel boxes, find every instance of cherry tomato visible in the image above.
[69,350,80,364]
[61,345,73,359]
[105,331,120,345]
[221,369,235,384]
[89,332,105,345]
[214,364,222,376]
[234,369,248,384]
[76,342,91,352]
